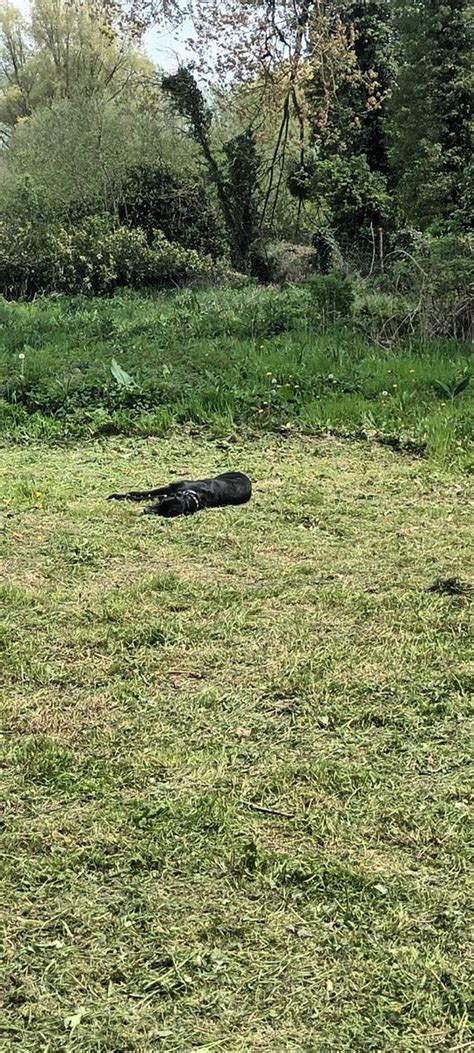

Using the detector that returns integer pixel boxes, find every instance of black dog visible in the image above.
[108,471,252,518]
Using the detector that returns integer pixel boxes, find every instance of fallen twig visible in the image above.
[241,799,296,819]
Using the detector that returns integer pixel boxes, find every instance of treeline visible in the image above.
[0,0,472,301]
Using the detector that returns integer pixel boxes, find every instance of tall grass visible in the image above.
[0,285,471,467]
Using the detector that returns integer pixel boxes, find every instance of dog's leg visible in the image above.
[107,485,170,503]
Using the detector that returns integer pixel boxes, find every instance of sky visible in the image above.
[14,0,196,72]
[144,17,196,72]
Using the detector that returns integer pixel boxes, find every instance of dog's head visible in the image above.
[144,490,201,518]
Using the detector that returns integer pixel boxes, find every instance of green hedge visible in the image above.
[0,216,216,299]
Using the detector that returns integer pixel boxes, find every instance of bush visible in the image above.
[118,162,228,259]
[311,228,337,274]
[390,234,473,341]
[0,216,216,299]
[266,242,318,285]
[355,290,419,346]
[311,156,393,243]
[304,274,354,323]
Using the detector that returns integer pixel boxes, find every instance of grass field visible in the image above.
[1,432,473,1051]
[1,287,472,469]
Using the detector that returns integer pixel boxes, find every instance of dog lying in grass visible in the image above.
[108,471,252,518]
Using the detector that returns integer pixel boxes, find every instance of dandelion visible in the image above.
[409,369,415,373]
[382,390,388,396]
[265,370,272,376]
[18,352,25,361]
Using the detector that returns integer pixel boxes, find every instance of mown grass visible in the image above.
[1,433,473,1051]
[0,285,472,469]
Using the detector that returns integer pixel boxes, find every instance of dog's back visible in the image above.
[210,472,252,505]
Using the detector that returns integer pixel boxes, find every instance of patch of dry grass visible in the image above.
[1,433,473,1051]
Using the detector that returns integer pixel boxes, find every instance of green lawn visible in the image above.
[1,432,472,1051]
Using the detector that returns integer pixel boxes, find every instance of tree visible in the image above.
[337,1,395,174]
[0,6,37,139]
[120,2,398,240]
[0,0,168,219]
[389,0,473,229]
[161,67,261,271]
[0,0,153,140]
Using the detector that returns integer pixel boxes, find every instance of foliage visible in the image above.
[311,154,393,241]
[339,1,395,175]
[223,127,260,268]
[389,234,474,342]
[0,0,151,138]
[389,0,473,229]
[0,216,216,298]
[305,272,354,321]
[306,2,394,168]
[311,227,337,274]
[2,98,167,221]
[0,0,472,294]
[162,68,261,273]
[118,162,227,258]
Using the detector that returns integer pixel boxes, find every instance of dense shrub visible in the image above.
[118,163,228,259]
[0,217,216,299]
[390,234,473,341]
[305,274,354,323]
[311,228,338,274]
[311,156,393,243]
